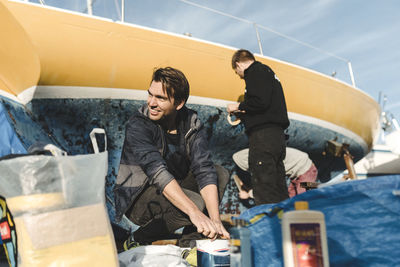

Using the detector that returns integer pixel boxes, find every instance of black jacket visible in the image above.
[238,61,290,133]
[113,105,217,222]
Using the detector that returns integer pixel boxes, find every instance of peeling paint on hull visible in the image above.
[1,96,366,219]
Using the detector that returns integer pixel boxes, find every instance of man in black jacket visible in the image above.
[114,67,229,248]
[227,49,290,204]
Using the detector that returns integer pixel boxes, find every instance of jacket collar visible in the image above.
[244,60,260,77]
[138,104,201,135]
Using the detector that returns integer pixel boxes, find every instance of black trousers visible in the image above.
[127,165,229,246]
[248,126,289,204]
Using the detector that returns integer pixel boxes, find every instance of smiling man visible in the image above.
[114,67,230,248]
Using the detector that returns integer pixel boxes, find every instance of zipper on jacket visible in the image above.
[184,127,197,158]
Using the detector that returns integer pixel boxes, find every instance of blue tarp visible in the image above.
[0,102,26,157]
[239,175,400,267]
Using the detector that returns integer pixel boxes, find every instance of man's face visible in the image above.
[234,62,246,79]
[147,81,182,121]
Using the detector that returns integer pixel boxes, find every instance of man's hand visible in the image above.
[188,209,230,240]
[227,103,240,114]
[211,219,230,240]
[188,209,219,239]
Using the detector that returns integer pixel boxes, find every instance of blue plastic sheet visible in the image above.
[0,102,26,157]
[239,175,400,267]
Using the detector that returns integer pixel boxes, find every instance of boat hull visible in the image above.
[2,0,380,153]
[0,92,364,220]
[0,0,382,217]
[3,83,366,181]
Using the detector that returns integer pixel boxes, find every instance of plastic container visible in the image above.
[281,201,329,267]
[196,239,230,267]
[229,219,252,267]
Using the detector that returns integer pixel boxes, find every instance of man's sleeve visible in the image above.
[123,120,174,192]
[188,126,218,190]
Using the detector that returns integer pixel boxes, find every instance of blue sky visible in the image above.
[30,0,400,122]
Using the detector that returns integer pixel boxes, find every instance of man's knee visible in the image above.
[215,165,229,199]
[183,189,205,211]
[215,165,229,185]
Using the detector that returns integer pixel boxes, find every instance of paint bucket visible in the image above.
[196,239,230,267]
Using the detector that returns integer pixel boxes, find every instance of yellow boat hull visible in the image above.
[0,0,380,180]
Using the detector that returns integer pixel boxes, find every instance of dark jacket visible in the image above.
[113,105,217,222]
[238,61,290,133]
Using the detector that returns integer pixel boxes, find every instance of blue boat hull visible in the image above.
[0,96,366,218]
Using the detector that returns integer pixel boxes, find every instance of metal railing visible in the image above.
[25,0,356,87]
[177,0,356,87]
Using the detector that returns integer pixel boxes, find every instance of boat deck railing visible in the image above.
[21,0,356,87]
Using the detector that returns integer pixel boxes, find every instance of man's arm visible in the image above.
[162,179,222,239]
[200,184,230,239]
[184,120,230,239]
[124,117,175,191]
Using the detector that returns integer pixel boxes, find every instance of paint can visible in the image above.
[196,239,230,267]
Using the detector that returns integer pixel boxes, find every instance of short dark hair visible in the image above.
[151,67,190,105]
[231,49,255,69]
